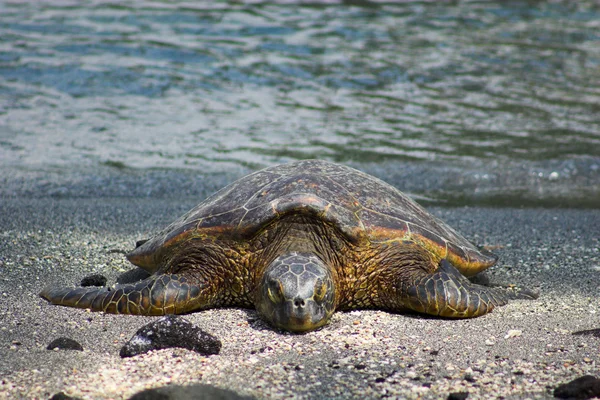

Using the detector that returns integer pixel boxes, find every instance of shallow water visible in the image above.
[0,1,599,207]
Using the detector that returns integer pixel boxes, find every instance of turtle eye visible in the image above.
[313,279,327,303]
[267,281,284,304]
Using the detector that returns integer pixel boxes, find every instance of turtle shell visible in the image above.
[128,160,496,276]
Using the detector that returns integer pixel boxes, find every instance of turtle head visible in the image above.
[256,252,336,333]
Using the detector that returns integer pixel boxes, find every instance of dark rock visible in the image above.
[119,315,221,358]
[554,375,600,399]
[47,337,84,351]
[50,392,82,400]
[80,274,107,287]
[447,392,468,400]
[127,384,253,400]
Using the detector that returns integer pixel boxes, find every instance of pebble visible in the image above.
[50,392,83,400]
[80,274,107,287]
[504,329,522,339]
[119,315,221,358]
[447,392,469,400]
[46,337,84,351]
[553,375,600,399]
[127,384,253,400]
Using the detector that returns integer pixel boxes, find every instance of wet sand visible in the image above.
[0,197,598,399]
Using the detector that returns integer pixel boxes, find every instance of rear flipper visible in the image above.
[40,274,205,315]
[404,259,537,318]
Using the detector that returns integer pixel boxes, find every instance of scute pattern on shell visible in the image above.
[130,160,495,275]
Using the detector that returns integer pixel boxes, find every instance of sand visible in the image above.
[0,197,599,399]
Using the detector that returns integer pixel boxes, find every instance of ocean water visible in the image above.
[1,1,599,207]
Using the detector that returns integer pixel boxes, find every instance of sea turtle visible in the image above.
[40,160,534,332]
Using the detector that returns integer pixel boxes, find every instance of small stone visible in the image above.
[47,337,84,351]
[485,339,495,346]
[328,361,340,369]
[120,315,221,358]
[504,329,522,339]
[127,383,253,400]
[447,392,469,400]
[80,274,107,287]
[554,375,600,399]
[50,392,82,400]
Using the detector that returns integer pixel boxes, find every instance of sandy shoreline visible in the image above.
[1,197,598,399]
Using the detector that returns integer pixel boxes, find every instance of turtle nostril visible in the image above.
[294,298,305,308]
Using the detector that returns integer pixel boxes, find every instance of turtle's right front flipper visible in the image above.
[40,274,206,315]
[384,258,536,319]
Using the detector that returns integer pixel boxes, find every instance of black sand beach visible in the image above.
[1,197,598,399]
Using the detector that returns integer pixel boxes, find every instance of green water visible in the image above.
[0,1,598,207]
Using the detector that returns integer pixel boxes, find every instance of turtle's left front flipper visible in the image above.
[40,274,206,315]
[400,259,537,318]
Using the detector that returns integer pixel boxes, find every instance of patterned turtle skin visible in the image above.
[40,160,533,332]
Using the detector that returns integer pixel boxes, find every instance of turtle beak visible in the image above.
[282,297,328,333]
